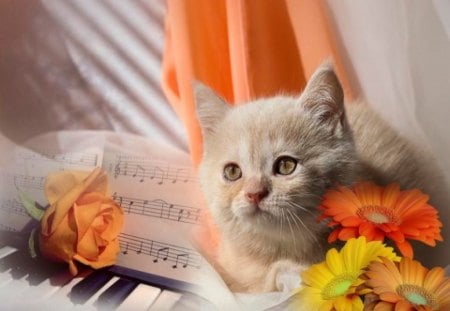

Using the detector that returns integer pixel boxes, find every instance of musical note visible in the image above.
[177,209,184,221]
[136,241,143,254]
[150,166,166,185]
[171,168,190,184]
[153,247,169,263]
[122,242,129,255]
[127,200,134,214]
[172,254,189,269]
[132,165,145,183]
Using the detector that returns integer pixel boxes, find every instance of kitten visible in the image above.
[195,64,449,292]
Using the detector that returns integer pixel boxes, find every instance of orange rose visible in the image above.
[39,168,124,275]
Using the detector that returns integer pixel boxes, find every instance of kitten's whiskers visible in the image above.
[286,198,317,217]
[285,201,319,244]
[287,207,319,244]
[285,209,297,251]
[279,208,284,243]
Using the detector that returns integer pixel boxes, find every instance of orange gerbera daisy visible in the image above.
[363,257,450,310]
[318,182,442,257]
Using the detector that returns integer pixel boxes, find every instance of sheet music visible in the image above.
[0,141,104,231]
[103,149,206,284]
[119,233,202,269]
[112,193,202,225]
[112,156,198,185]
[16,149,99,167]
[0,198,28,217]
[0,131,207,286]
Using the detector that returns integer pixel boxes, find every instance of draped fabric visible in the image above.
[161,0,354,165]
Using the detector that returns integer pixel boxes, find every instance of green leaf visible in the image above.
[28,228,38,259]
[17,190,44,221]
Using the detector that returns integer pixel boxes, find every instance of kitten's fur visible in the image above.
[195,64,449,292]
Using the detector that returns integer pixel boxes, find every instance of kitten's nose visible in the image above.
[245,189,269,204]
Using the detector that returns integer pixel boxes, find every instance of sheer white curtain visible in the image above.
[327,0,450,265]
[327,0,450,185]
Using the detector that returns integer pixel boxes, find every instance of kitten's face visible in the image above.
[196,66,358,241]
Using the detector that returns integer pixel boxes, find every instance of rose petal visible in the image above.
[39,212,77,263]
[77,227,100,260]
[74,238,120,269]
[97,202,124,241]
[41,168,104,236]
[45,171,87,204]
[77,192,107,205]
[73,200,102,242]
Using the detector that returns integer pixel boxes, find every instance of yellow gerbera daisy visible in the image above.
[293,236,399,311]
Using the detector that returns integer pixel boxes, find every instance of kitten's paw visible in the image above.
[262,259,306,292]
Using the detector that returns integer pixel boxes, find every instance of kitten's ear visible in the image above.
[299,62,345,130]
[194,81,230,136]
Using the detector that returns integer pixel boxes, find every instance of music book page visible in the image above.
[0,131,207,287]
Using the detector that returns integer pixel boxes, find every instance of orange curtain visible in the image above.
[162,0,354,166]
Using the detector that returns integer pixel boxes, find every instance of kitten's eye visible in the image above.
[223,163,242,181]
[274,156,297,175]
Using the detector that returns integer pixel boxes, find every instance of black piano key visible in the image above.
[96,278,138,310]
[0,250,25,273]
[70,270,113,304]
[0,246,67,285]
[9,252,42,279]
[26,259,67,285]
[0,230,28,250]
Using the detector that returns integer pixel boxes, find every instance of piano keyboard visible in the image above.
[0,243,196,310]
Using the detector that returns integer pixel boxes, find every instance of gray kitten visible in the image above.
[195,64,449,292]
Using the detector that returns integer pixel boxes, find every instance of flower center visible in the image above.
[357,205,398,224]
[322,274,355,299]
[397,284,438,308]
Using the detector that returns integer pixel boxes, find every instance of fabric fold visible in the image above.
[162,0,355,165]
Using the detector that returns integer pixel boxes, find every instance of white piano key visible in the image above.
[15,270,74,301]
[72,276,120,311]
[1,275,32,304]
[116,283,161,311]
[1,270,88,310]
[0,248,21,288]
[0,246,17,259]
[0,268,13,288]
[39,270,92,309]
[148,290,182,311]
